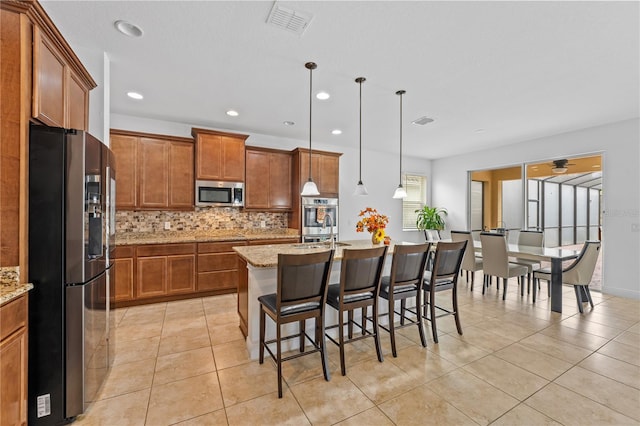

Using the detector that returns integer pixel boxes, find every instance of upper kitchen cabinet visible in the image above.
[110,130,194,211]
[32,25,94,131]
[293,148,341,197]
[192,128,248,182]
[245,147,292,210]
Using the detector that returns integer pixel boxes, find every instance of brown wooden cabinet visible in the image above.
[192,128,248,182]
[111,130,194,211]
[136,244,196,299]
[0,293,28,426]
[32,25,92,130]
[245,147,292,210]
[296,148,341,197]
[197,241,247,293]
[113,246,134,302]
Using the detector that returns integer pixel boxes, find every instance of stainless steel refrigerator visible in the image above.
[28,123,116,425]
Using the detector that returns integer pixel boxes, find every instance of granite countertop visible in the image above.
[115,228,300,246]
[1,267,33,306]
[234,239,414,268]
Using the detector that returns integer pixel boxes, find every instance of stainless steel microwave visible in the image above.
[195,180,244,207]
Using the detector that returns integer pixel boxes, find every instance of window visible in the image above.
[402,173,427,230]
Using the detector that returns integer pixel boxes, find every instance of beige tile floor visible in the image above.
[76,278,640,425]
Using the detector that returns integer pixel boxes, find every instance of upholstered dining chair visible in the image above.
[511,230,544,294]
[378,243,431,357]
[451,230,483,291]
[421,240,467,343]
[325,246,388,375]
[480,232,528,300]
[258,250,334,398]
[533,240,601,312]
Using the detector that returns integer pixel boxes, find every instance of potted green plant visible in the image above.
[415,206,448,241]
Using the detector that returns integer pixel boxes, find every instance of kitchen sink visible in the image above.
[293,242,351,249]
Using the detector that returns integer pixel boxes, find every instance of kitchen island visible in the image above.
[233,240,411,359]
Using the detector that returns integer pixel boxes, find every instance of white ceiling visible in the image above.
[41,1,639,159]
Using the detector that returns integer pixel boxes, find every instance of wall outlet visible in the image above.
[164,221,171,230]
[260,220,266,228]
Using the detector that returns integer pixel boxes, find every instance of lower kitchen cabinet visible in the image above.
[113,246,134,302]
[0,294,28,426]
[197,241,247,292]
[237,238,299,336]
[136,244,196,299]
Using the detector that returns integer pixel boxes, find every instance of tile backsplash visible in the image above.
[115,208,288,233]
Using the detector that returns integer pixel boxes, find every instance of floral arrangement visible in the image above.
[356,207,389,235]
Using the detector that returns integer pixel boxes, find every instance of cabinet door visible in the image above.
[244,150,270,209]
[168,141,194,209]
[111,134,138,209]
[237,256,248,337]
[196,134,221,180]
[270,152,292,209]
[66,69,89,131]
[136,256,167,298]
[317,154,339,196]
[167,254,195,294]
[113,257,134,302]
[138,138,169,209]
[298,152,320,190]
[221,136,245,181]
[32,26,65,127]
[0,330,27,426]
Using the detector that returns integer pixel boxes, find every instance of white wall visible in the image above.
[72,46,109,145]
[111,113,431,244]
[431,118,640,299]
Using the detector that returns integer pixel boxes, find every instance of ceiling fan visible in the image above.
[550,159,575,174]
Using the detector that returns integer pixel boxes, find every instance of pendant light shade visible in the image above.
[392,90,407,199]
[301,62,320,196]
[354,77,368,196]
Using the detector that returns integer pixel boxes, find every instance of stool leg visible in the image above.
[277,323,283,398]
[430,290,438,343]
[319,312,331,382]
[259,305,265,364]
[416,291,427,348]
[389,296,397,357]
[348,310,354,339]
[339,309,346,376]
[372,300,384,363]
[299,320,305,352]
[453,284,463,336]
[361,307,367,335]
[400,299,406,326]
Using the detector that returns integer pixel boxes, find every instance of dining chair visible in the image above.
[421,240,467,343]
[480,232,528,300]
[378,243,431,357]
[451,230,483,291]
[325,246,388,375]
[533,240,601,312]
[511,230,544,294]
[258,250,334,398]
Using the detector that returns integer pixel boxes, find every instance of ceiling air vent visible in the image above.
[412,116,435,126]
[266,3,313,36]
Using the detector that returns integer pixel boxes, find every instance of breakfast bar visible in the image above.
[233,240,405,359]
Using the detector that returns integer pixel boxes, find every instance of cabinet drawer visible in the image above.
[198,241,246,253]
[249,238,299,246]
[115,245,135,258]
[198,253,238,272]
[0,294,27,341]
[197,270,238,291]
[137,243,196,257]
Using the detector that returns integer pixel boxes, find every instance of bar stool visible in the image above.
[422,241,467,343]
[378,243,431,357]
[325,246,388,375]
[258,250,334,398]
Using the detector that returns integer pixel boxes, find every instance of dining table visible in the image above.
[469,240,582,313]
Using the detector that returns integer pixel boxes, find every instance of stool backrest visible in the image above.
[432,241,467,280]
[277,250,334,310]
[389,243,431,286]
[339,246,388,296]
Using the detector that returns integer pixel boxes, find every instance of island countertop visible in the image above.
[233,239,413,268]
[115,228,300,246]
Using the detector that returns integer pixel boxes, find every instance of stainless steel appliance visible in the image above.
[301,197,338,243]
[195,180,244,207]
[28,124,114,425]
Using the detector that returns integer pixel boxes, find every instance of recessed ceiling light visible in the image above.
[283,121,295,126]
[226,110,239,117]
[331,129,342,135]
[412,116,434,126]
[127,91,143,100]
[114,20,143,37]
[592,164,601,168]
[316,91,330,100]
[474,128,485,133]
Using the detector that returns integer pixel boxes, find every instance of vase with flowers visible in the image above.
[356,207,389,244]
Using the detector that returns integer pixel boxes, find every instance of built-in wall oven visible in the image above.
[301,197,338,243]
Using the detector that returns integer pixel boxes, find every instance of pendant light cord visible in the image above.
[398,90,404,186]
[308,64,313,181]
[359,79,363,182]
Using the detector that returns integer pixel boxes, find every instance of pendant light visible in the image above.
[301,62,320,196]
[354,77,368,196]
[392,90,408,199]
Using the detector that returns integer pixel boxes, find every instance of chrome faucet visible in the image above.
[322,214,335,249]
